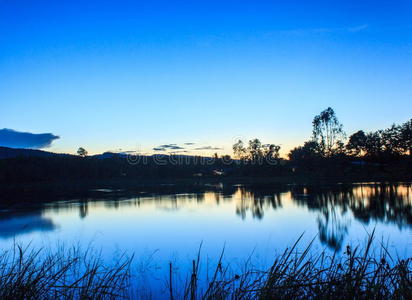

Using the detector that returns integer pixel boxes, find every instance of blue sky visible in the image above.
[1,0,412,156]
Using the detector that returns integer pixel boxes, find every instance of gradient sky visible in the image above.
[1,0,412,156]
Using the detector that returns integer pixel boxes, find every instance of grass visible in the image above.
[0,233,411,299]
[0,244,132,299]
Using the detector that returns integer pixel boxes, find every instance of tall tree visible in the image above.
[233,139,246,159]
[400,119,412,156]
[312,107,345,156]
[381,124,402,156]
[248,138,263,161]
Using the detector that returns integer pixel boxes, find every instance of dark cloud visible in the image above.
[156,144,185,150]
[194,146,223,150]
[154,143,220,152]
[0,128,59,149]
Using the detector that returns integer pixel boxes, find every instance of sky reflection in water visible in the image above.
[1,183,411,269]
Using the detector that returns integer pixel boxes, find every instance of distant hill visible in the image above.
[0,147,217,161]
[0,146,69,159]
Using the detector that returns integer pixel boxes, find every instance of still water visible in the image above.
[1,182,411,291]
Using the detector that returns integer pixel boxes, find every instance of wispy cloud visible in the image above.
[194,146,223,151]
[169,150,188,154]
[152,143,223,153]
[347,24,369,32]
[279,24,369,35]
[0,128,59,149]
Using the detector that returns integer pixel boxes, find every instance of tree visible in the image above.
[312,107,345,156]
[400,119,412,156]
[233,139,280,162]
[77,147,88,157]
[248,138,263,161]
[363,131,384,158]
[263,144,281,159]
[381,124,402,156]
[233,139,247,159]
[288,141,321,162]
[346,130,368,157]
[347,128,402,158]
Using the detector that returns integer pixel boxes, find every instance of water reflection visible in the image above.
[0,211,56,238]
[294,184,412,249]
[1,183,411,251]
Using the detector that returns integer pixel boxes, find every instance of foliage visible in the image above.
[233,138,280,162]
[345,121,411,158]
[346,130,368,157]
[400,119,412,156]
[288,141,321,162]
[77,147,88,157]
[312,107,345,156]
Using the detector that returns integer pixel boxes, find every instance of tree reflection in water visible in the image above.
[231,183,412,250]
[3,182,411,251]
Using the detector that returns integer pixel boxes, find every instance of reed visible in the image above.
[0,244,132,299]
[0,232,410,299]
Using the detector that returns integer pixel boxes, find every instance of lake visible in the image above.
[1,182,411,295]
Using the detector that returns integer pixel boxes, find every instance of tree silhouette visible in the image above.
[233,139,247,159]
[248,139,263,161]
[77,147,88,157]
[346,130,368,157]
[263,144,281,159]
[312,107,345,156]
[382,124,403,156]
[288,141,321,161]
[400,119,412,156]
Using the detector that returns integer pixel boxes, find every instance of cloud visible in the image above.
[194,146,223,151]
[155,144,185,151]
[169,150,188,154]
[347,24,369,32]
[279,24,368,35]
[0,128,59,149]
[153,143,221,152]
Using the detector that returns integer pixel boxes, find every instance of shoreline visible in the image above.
[1,176,411,209]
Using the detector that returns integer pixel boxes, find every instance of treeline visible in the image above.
[233,107,412,162]
[290,107,412,161]
[231,107,412,178]
[0,108,411,183]
[286,108,412,178]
